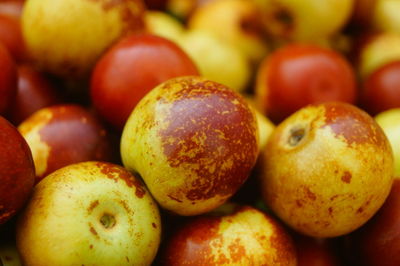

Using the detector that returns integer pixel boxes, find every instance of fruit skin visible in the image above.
[0,116,35,225]
[21,0,145,78]
[361,60,400,115]
[18,104,114,183]
[121,76,259,216]
[255,44,356,123]
[0,14,26,62]
[16,161,161,266]
[160,204,297,266]
[371,0,400,34]
[0,43,17,116]
[350,178,400,266]
[259,102,394,238]
[90,33,199,130]
[375,108,400,177]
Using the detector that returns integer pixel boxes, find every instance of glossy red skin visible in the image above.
[9,64,61,125]
[0,43,17,116]
[91,33,199,130]
[351,179,400,266]
[0,116,35,225]
[0,14,26,62]
[21,104,115,182]
[0,0,24,19]
[257,44,357,123]
[294,234,340,266]
[361,60,400,115]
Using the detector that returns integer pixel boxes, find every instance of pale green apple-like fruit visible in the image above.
[16,161,161,266]
[144,10,185,42]
[259,102,394,238]
[177,30,251,93]
[375,108,400,177]
[256,0,354,41]
[22,0,145,78]
[121,76,259,216]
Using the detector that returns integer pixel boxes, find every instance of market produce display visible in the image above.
[1,0,400,265]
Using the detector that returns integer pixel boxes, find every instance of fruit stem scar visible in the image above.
[100,213,116,229]
[288,127,306,146]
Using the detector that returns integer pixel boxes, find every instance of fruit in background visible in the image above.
[145,10,185,42]
[0,14,26,62]
[371,0,400,34]
[159,204,297,265]
[350,0,377,28]
[294,234,341,266]
[255,44,356,123]
[21,0,145,79]
[349,178,400,266]
[9,64,61,125]
[166,0,215,21]
[357,32,400,79]
[18,104,114,183]
[0,116,35,225]
[361,60,400,115]
[90,33,199,131]
[258,102,394,238]
[0,43,17,116]
[177,30,251,93]
[121,76,259,216]
[188,0,269,65]
[16,161,161,265]
[375,108,400,177]
[144,0,167,10]
[0,239,22,266]
[0,0,24,19]
[255,0,354,42]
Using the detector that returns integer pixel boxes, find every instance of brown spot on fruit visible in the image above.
[89,244,93,249]
[304,186,316,201]
[228,238,246,262]
[90,226,98,236]
[88,200,99,213]
[341,171,352,184]
[168,194,183,203]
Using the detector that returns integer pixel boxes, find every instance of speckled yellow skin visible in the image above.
[163,205,297,265]
[121,76,259,216]
[259,102,394,238]
[16,161,161,266]
[22,0,144,78]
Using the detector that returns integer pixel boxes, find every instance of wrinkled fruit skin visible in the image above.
[160,205,297,265]
[0,116,35,225]
[16,161,161,265]
[259,102,394,238]
[121,76,259,216]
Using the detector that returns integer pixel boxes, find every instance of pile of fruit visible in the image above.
[1,0,400,265]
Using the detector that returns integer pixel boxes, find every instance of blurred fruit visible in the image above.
[0,14,26,62]
[91,33,199,130]
[144,0,167,10]
[361,60,400,115]
[167,0,214,21]
[294,234,340,266]
[121,76,259,216]
[0,239,22,266]
[375,108,400,177]
[258,102,394,237]
[188,0,269,64]
[16,161,161,265]
[160,204,297,265]
[21,0,145,78]
[350,0,377,28]
[18,104,114,183]
[0,116,35,225]
[145,10,185,41]
[0,0,24,19]
[9,64,61,125]
[0,43,17,116]
[255,44,356,123]
[177,29,251,93]
[371,0,400,34]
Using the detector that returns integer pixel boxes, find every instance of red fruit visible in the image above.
[0,14,26,62]
[294,234,340,266]
[18,104,115,183]
[9,64,61,125]
[0,0,24,19]
[0,116,35,225]
[255,44,357,123]
[361,60,400,115]
[0,42,17,116]
[91,33,199,130]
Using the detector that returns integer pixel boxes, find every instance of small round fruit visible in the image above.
[121,76,259,216]
[0,42,17,116]
[21,0,145,78]
[18,104,114,182]
[255,44,356,123]
[91,33,199,130]
[160,204,297,265]
[16,161,161,266]
[259,102,394,238]
[0,14,26,62]
[0,116,35,225]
